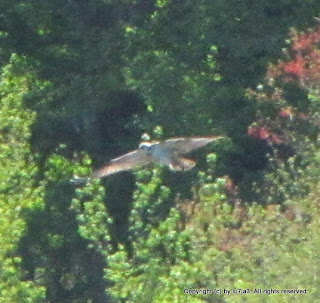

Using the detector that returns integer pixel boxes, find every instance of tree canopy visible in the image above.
[0,1,320,302]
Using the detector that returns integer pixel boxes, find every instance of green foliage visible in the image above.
[123,5,225,135]
[1,0,146,166]
[0,57,45,302]
[106,168,226,302]
[106,157,320,302]
[1,1,320,302]
[19,152,110,302]
[72,166,112,253]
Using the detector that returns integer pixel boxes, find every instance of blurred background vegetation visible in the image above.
[0,0,320,302]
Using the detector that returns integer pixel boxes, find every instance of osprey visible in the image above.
[90,136,223,178]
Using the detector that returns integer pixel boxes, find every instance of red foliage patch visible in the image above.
[247,125,283,144]
[267,28,320,87]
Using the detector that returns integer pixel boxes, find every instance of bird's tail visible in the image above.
[169,157,196,171]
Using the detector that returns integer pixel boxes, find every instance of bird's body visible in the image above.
[89,136,223,178]
[144,142,171,166]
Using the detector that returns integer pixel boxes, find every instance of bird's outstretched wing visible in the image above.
[162,136,223,155]
[92,149,154,178]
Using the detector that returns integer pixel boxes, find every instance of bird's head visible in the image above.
[139,141,158,153]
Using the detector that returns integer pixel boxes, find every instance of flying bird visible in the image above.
[93,136,223,178]
[71,136,223,184]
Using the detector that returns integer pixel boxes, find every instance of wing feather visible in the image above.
[162,136,223,154]
[92,149,154,178]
